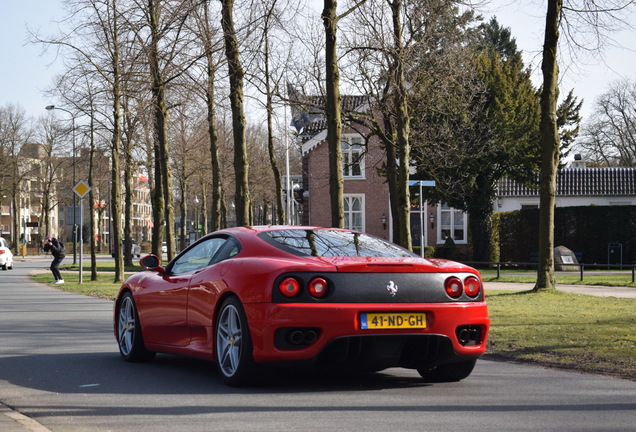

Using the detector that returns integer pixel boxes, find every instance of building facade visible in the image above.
[496,166,636,211]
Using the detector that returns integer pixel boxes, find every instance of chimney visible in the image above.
[571,154,586,169]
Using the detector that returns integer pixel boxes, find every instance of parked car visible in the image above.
[161,242,167,254]
[114,226,489,386]
[0,237,13,271]
[111,239,142,258]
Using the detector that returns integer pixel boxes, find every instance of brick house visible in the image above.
[300,121,391,241]
[295,95,449,251]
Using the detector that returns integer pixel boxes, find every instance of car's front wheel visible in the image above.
[215,296,254,386]
[117,292,155,362]
[417,359,477,382]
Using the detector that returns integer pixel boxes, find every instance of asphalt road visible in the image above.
[1,259,635,432]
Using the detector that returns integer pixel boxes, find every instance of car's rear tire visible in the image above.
[117,292,155,362]
[417,359,477,382]
[215,296,255,386]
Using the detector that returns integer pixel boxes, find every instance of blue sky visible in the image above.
[1,1,63,120]
[2,1,634,123]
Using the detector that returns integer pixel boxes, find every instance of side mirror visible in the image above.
[139,254,165,273]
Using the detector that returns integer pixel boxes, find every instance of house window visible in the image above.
[438,204,467,244]
[342,136,364,178]
[343,194,364,231]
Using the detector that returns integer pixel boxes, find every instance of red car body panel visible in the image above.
[243,301,489,363]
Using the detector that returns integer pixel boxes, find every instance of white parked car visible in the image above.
[161,242,167,253]
[0,237,14,270]
[111,239,142,258]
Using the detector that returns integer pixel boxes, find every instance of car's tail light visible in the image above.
[279,277,300,297]
[444,276,463,298]
[308,277,328,298]
[0,250,5,255]
[464,276,481,298]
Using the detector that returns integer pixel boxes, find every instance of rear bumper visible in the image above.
[244,302,489,366]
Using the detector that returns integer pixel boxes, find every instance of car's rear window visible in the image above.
[260,229,416,258]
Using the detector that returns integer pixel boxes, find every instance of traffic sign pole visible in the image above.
[73,181,91,285]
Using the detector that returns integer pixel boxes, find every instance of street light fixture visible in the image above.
[194,195,200,241]
[45,105,77,264]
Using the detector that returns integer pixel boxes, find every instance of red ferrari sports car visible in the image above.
[114,226,489,386]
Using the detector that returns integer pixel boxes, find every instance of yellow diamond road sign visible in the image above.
[73,180,91,198]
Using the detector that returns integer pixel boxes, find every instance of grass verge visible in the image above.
[486,290,636,381]
[32,272,126,300]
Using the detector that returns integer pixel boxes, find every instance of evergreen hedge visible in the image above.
[497,205,636,265]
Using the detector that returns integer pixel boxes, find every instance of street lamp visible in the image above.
[45,105,77,264]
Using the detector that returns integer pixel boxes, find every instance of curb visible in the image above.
[0,404,52,432]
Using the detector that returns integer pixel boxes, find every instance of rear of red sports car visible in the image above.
[242,228,489,382]
[244,262,488,379]
[115,226,489,386]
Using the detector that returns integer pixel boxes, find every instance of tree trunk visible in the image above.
[201,0,222,232]
[148,0,176,258]
[390,0,411,249]
[535,0,562,292]
[323,0,344,228]
[221,0,251,226]
[384,135,401,245]
[88,111,98,281]
[111,0,124,282]
[122,96,134,267]
[468,207,493,262]
[263,32,284,225]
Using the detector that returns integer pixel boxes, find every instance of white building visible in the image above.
[496,166,636,212]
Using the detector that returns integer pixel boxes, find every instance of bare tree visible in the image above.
[194,0,224,231]
[35,116,68,245]
[243,0,301,225]
[535,0,635,291]
[340,0,449,248]
[0,104,35,253]
[577,78,636,166]
[34,0,137,281]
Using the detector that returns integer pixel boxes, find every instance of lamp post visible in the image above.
[45,105,77,264]
[193,195,200,241]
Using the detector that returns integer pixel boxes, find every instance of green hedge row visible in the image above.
[497,206,636,265]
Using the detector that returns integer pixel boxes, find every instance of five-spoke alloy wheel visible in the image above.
[215,296,254,386]
[117,292,155,362]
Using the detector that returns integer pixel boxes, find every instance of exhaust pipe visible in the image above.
[457,326,480,346]
[288,330,305,345]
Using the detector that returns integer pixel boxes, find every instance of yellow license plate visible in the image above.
[360,312,427,329]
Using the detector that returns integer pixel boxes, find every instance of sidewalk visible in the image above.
[484,281,636,298]
[0,404,51,432]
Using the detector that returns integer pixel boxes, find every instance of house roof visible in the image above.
[289,91,367,135]
[293,94,368,156]
[18,143,48,159]
[498,167,636,197]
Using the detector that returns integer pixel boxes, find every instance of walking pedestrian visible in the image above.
[43,235,66,284]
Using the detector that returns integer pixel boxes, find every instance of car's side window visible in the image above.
[171,237,227,275]
[211,237,241,264]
